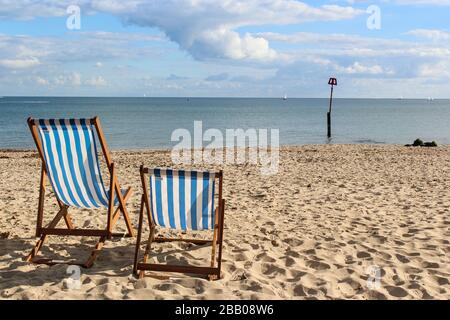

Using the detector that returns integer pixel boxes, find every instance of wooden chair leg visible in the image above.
[26,205,67,262]
[26,203,104,268]
[139,226,155,279]
[107,165,116,239]
[210,209,220,268]
[83,236,107,268]
[61,204,74,230]
[117,186,135,237]
[208,238,219,280]
[85,188,133,267]
[63,214,74,229]
[26,235,47,262]
[133,196,145,276]
[216,199,226,279]
[33,208,74,261]
[208,208,220,280]
[110,187,132,233]
[36,166,46,237]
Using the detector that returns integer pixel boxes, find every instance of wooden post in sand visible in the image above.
[327,77,337,138]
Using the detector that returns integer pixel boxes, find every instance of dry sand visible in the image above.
[0,145,449,300]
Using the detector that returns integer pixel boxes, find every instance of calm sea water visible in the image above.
[0,97,449,149]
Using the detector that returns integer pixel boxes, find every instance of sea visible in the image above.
[0,96,449,149]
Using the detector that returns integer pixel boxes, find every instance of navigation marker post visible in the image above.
[327,77,337,138]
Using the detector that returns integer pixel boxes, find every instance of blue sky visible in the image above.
[0,0,449,98]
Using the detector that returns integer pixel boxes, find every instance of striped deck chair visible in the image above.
[133,166,225,280]
[26,117,135,268]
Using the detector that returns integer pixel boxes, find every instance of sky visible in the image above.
[0,0,449,98]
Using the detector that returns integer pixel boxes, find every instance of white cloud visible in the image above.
[0,0,101,20]
[54,72,81,86]
[407,29,450,42]
[337,62,387,74]
[193,29,277,61]
[0,57,40,69]
[345,0,450,5]
[0,0,361,62]
[0,1,449,97]
[0,32,164,68]
[78,31,163,42]
[35,76,49,85]
[393,0,450,5]
[258,32,400,48]
[418,61,450,78]
[71,72,81,86]
[99,0,362,62]
[85,75,107,86]
[166,74,189,81]
[93,0,362,25]
[205,73,229,81]
[255,30,450,80]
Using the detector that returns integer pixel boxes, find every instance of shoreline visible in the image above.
[0,143,448,153]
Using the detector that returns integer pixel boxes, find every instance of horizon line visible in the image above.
[1,95,449,100]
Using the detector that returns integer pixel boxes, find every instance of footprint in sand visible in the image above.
[422,261,439,269]
[232,252,248,262]
[306,260,330,271]
[153,283,181,294]
[283,238,304,247]
[367,290,387,300]
[287,270,307,282]
[356,251,371,259]
[406,251,421,257]
[392,275,405,286]
[434,276,449,286]
[261,263,286,276]
[285,248,300,258]
[283,256,296,267]
[385,286,408,298]
[255,252,276,263]
[395,254,410,263]
[293,284,307,297]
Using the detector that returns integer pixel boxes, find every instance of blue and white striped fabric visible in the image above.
[36,119,110,209]
[148,169,216,231]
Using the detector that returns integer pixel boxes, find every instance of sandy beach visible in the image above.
[0,145,449,300]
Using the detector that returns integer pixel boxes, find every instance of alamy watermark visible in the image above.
[367,5,381,30]
[66,5,81,30]
[64,265,81,290]
[171,121,279,175]
[366,265,381,290]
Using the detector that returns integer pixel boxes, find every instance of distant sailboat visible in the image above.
[427,97,434,102]
[283,94,287,100]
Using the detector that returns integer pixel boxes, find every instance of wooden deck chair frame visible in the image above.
[26,117,135,268]
[133,166,225,280]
